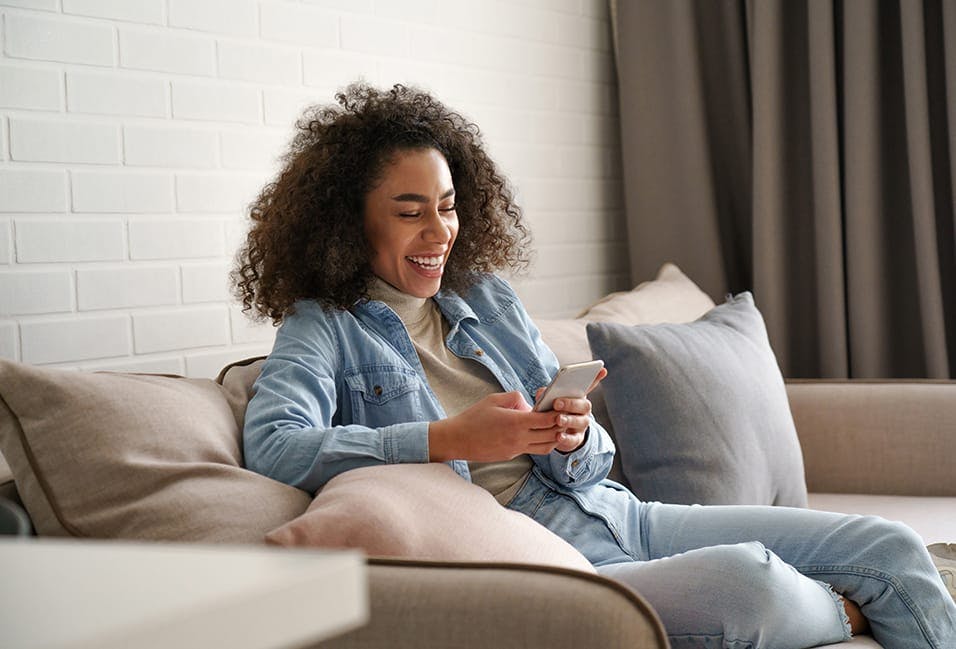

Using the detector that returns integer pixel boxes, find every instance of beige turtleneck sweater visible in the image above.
[367,278,532,505]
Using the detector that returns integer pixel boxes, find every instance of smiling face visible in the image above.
[363,148,459,298]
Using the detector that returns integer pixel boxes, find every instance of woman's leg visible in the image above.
[598,540,852,649]
[607,502,956,649]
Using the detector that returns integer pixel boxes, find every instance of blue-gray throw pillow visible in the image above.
[586,292,808,506]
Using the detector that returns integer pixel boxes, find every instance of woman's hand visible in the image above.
[428,391,570,462]
[535,367,608,453]
[428,368,608,462]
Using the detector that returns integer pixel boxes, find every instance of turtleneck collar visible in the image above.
[366,276,434,326]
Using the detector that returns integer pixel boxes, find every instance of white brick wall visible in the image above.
[0,169,67,211]
[175,172,263,212]
[4,12,115,66]
[72,170,174,212]
[167,0,257,37]
[217,40,301,85]
[260,3,337,46]
[66,71,168,117]
[171,80,260,123]
[182,261,230,303]
[119,27,217,76]
[0,218,9,263]
[10,117,121,163]
[0,64,61,110]
[0,0,625,376]
[77,265,178,310]
[0,320,16,361]
[21,314,131,363]
[129,218,224,259]
[132,305,229,353]
[124,124,219,168]
[15,218,125,262]
[0,269,72,315]
[219,129,286,170]
[63,0,165,25]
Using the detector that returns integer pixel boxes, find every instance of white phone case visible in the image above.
[533,360,604,412]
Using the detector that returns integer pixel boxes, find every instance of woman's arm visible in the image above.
[243,312,430,494]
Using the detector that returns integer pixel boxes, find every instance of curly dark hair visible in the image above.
[233,83,531,323]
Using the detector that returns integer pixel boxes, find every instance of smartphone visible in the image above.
[533,360,605,412]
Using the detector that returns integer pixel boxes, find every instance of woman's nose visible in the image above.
[422,210,452,243]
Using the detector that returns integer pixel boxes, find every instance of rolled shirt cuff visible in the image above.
[382,421,431,465]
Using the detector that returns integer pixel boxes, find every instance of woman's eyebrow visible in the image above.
[391,188,456,202]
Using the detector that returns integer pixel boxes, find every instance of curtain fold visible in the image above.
[614,0,955,378]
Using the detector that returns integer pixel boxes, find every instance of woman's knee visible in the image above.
[690,543,840,646]
[601,542,849,648]
[708,541,792,600]
[846,516,926,563]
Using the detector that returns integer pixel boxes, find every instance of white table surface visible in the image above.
[0,538,367,649]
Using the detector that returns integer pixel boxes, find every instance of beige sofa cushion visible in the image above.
[808,493,956,545]
[267,463,597,572]
[0,360,310,542]
[787,380,956,497]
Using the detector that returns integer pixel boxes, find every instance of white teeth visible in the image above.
[408,255,443,268]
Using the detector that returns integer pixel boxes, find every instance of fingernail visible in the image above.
[555,399,564,410]
[557,415,568,426]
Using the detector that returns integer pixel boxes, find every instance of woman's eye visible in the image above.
[399,212,421,218]
[439,204,456,213]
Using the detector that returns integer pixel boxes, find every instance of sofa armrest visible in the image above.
[786,380,956,496]
[312,558,668,649]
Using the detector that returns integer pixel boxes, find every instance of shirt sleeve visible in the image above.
[242,311,430,494]
[539,418,616,489]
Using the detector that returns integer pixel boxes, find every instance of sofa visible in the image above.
[1,263,953,649]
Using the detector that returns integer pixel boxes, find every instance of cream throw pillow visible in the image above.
[0,360,310,542]
[535,262,716,367]
[266,463,597,573]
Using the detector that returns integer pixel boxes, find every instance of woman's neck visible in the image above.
[367,276,433,326]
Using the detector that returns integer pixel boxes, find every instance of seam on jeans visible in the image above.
[515,473,548,518]
[560,487,639,561]
[798,564,942,648]
[666,632,750,649]
[528,470,639,563]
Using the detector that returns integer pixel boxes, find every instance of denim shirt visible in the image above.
[243,274,643,566]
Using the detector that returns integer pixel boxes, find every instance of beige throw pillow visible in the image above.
[0,448,11,484]
[266,463,597,573]
[535,262,716,367]
[0,360,310,542]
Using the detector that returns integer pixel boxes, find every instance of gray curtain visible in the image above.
[613,0,956,378]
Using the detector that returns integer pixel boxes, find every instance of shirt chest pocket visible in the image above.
[344,366,423,425]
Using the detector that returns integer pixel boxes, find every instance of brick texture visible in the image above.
[0,0,624,375]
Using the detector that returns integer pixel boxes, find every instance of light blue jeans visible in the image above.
[594,503,956,649]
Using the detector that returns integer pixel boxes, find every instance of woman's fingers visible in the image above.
[585,367,608,394]
[551,397,592,416]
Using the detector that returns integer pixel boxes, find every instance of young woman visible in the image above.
[235,83,956,649]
